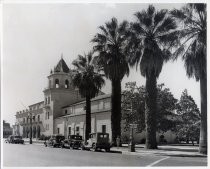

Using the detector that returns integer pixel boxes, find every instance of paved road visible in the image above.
[3,142,207,167]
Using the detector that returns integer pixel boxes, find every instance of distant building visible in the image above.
[3,120,13,138]
[14,57,177,143]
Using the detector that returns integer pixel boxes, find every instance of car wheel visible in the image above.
[92,144,97,152]
[105,148,110,152]
[81,145,85,150]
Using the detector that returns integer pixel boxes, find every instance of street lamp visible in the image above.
[27,112,33,144]
[128,124,137,152]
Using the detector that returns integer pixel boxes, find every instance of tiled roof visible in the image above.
[62,93,111,108]
[54,58,70,73]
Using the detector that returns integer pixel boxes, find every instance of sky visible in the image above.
[2,2,201,125]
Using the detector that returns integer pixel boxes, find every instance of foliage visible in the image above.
[176,89,200,143]
[127,5,179,77]
[126,5,179,149]
[72,51,105,99]
[92,17,131,144]
[122,82,178,133]
[171,3,206,153]
[170,4,206,81]
[72,51,105,140]
[92,17,130,81]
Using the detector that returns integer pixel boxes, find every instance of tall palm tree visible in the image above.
[127,5,179,149]
[170,3,207,154]
[92,18,130,144]
[72,51,105,140]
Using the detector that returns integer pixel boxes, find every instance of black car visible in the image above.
[61,135,83,149]
[7,135,24,144]
[81,133,111,152]
[44,134,65,147]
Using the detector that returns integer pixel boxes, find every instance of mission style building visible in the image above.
[14,58,112,140]
[14,58,177,143]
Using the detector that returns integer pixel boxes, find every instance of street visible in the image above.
[3,142,207,167]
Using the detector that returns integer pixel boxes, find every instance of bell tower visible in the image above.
[42,55,83,135]
[47,56,73,90]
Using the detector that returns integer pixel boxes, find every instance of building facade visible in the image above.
[14,58,111,140]
[14,58,177,143]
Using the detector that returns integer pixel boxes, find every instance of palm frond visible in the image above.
[155,17,177,34]
[154,9,167,29]
[92,17,131,81]
[170,9,186,20]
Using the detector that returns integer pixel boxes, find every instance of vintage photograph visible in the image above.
[1,1,208,167]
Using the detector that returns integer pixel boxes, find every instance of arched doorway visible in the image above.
[33,126,36,138]
[23,127,26,138]
[26,127,29,138]
[37,125,40,138]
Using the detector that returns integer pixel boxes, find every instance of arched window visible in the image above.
[33,126,36,138]
[65,79,69,89]
[55,79,59,88]
[37,125,40,138]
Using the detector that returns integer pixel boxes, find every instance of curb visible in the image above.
[121,151,207,158]
[21,142,208,158]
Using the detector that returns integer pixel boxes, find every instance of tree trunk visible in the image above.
[85,96,91,141]
[199,75,207,154]
[145,73,157,149]
[111,79,122,145]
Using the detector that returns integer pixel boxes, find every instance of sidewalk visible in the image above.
[22,139,207,158]
[111,144,207,157]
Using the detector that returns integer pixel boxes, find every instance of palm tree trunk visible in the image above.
[85,96,91,141]
[199,75,207,154]
[111,79,122,145]
[145,73,157,149]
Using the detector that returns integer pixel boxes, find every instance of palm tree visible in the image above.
[92,18,130,144]
[170,3,207,154]
[72,51,105,140]
[128,5,179,149]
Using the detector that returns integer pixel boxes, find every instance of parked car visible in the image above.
[44,134,65,147]
[61,135,83,149]
[7,135,24,144]
[81,132,111,152]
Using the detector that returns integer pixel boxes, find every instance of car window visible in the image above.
[100,135,103,138]
[57,136,65,140]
